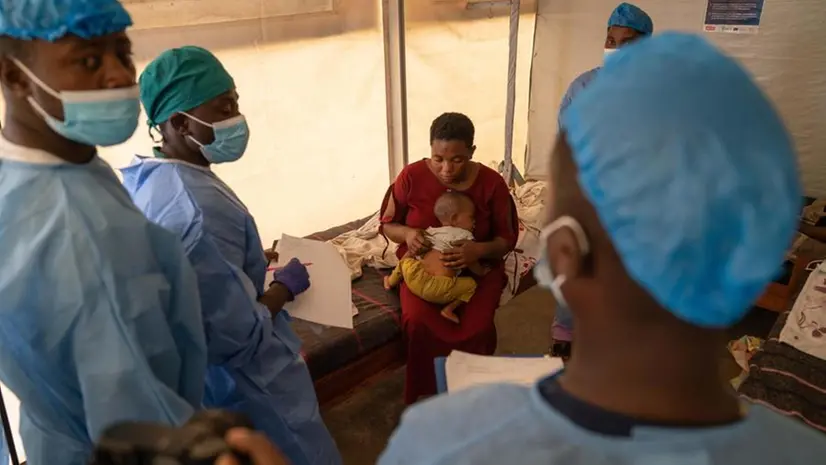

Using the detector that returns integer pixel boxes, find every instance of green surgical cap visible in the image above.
[140,46,235,126]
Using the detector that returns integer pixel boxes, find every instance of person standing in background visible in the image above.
[557,3,653,117]
[552,2,653,360]
[121,46,341,465]
[0,2,208,465]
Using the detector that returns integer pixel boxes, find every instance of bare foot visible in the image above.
[440,309,460,324]
[383,275,393,290]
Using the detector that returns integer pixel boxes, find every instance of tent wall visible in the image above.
[106,0,390,242]
[117,0,537,243]
[527,0,826,196]
[0,1,538,243]
[401,1,536,173]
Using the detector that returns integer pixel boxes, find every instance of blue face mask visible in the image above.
[182,113,250,164]
[13,58,139,147]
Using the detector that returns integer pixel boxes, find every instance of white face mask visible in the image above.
[533,216,591,310]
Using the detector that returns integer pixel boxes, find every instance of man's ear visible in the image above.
[469,145,476,158]
[0,56,31,98]
[547,226,585,281]
[169,113,190,135]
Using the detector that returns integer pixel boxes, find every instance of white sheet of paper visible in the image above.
[266,269,358,317]
[445,351,563,394]
[0,383,25,464]
[269,234,354,329]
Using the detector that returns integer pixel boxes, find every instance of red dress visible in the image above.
[380,160,518,403]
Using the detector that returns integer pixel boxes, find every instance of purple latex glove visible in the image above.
[273,258,310,299]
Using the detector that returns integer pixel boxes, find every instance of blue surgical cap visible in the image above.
[608,2,653,35]
[0,0,132,41]
[560,33,801,328]
[140,46,235,126]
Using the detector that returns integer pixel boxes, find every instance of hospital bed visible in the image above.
[292,181,547,405]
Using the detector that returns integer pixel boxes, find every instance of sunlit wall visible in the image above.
[405,1,536,172]
[112,0,389,245]
[0,0,536,246]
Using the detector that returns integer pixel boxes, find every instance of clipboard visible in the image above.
[269,234,353,328]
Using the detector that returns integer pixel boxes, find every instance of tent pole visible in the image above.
[502,0,520,186]
[382,0,409,181]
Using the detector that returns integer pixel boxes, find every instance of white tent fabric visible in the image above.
[403,2,535,175]
[117,0,390,244]
[0,1,537,241]
[526,0,826,196]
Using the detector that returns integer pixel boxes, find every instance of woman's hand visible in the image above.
[442,240,484,270]
[217,428,288,465]
[405,228,431,255]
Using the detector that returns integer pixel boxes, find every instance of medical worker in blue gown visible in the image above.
[120,46,341,465]
[552,1,653,359]
[0,429,6,465]
[557,3,652,118]
[379,33,826,465]
[0,2,208,465]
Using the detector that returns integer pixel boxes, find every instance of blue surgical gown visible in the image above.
[0,139,208,465]
[0,428,7,465]
[559,67,600,119]
[121,156,342,465]
[379,380,826,465]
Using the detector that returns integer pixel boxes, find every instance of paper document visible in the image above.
[268,234,353,328]
[445,351,563,394]
[1,383,25,463]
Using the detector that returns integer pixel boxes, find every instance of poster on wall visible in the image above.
[704,0,765,34]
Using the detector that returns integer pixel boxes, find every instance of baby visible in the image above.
[384,191,487,323]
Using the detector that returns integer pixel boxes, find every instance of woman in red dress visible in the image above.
[380,112,518,403]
